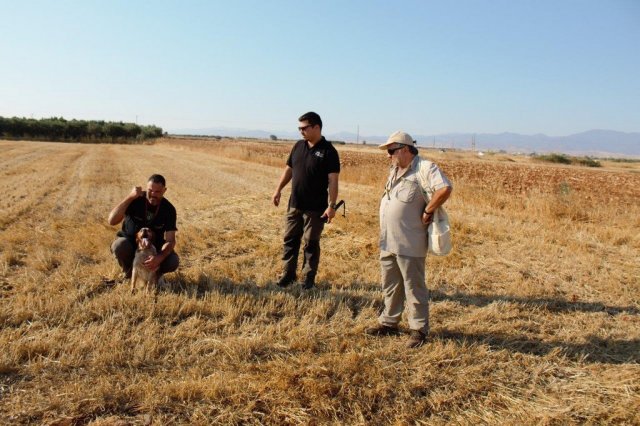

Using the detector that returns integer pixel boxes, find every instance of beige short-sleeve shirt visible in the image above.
[379,156,451,257]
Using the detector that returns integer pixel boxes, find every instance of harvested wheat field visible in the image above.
[1,138,639,425]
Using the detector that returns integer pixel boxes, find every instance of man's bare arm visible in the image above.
[322,172,340,223]
[108,186,143,226]
[272,166,293,207]
[422,186,452,224]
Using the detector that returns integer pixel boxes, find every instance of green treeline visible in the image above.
[534,153,601,167]
[0,116,163,143]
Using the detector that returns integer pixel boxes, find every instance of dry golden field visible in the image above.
[1,138,639,425]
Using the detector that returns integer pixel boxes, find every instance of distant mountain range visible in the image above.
[169,127,640,158]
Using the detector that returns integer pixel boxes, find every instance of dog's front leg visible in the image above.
[148,273,159,294]
[157,275,166,292]
[131,268,138,293]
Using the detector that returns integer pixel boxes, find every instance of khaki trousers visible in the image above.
[378,251,429,334]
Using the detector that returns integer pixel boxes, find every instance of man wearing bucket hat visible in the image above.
[365,131,452,348]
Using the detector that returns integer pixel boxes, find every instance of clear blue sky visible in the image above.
[1,0,638,137]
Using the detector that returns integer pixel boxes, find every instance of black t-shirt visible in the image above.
[117,195,177,250]
[286,137,341,211]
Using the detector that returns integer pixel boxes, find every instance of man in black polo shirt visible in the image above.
[272,112,341,289]
[108,174,179,280]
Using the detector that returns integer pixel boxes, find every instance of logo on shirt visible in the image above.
[314,151,325,158]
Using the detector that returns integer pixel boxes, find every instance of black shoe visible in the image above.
[301,276,315,290]
[276,274,296,288]
[365,324,400,336]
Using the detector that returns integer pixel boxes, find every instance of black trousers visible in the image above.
[282,208,325,280]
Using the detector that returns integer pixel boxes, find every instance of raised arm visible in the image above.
[108,186,143,226]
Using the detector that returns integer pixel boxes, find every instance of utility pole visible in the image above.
[356,124,359,144]
[471,134,476,152]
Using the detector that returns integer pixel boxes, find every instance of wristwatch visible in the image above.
[330,203,338,210]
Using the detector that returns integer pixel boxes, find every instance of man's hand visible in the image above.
[422,210,434,225]
[322,206,336,223]
[143,255,161,272]
[272,190,281,207]
[130,186,144,199]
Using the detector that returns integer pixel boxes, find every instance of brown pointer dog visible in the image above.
[131,227,160,292]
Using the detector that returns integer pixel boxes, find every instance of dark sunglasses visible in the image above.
[298,124,314,132]
[387,145,405,155]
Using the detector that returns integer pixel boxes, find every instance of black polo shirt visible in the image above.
[286,137,340,211]
[117,195,177,250]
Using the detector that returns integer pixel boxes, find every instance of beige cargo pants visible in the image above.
[378,250,429,335]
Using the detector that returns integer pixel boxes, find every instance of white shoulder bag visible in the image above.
[417,163,452,256]
[426,206,452,256]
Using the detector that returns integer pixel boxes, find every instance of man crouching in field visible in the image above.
[108,174,179,281]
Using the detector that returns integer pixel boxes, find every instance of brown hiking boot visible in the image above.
[365,324,399,336]
[406,330,427,348]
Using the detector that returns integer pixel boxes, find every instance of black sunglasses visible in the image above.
[387,145,405,155]
[298,124,314,132]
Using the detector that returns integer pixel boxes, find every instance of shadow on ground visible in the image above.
[429,289,639,364]
[431,289,639,315]
[164,272,383,320]
[87,274,638,365]
[434,329,639,365]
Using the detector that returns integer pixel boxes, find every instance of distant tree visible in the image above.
[87,121,106,140]
[141,125,163,139]
[105,122,126,141]
[536,153,571,165]
[0,116,162,143]
[270,134,278,141]
[576,157,601,167]
[67,119,88,141]
[43,117,66,140]
[123,123,142,140]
